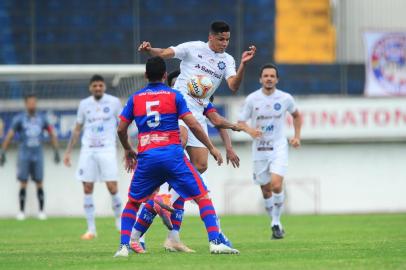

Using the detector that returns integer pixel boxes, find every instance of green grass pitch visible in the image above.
[1,214,405,270]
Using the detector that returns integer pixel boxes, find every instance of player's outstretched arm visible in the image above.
[138,41,175,59]
[182,114,223,165]
[237,121,262,139]
[226,45,257,92]
[0,129,15,166]
[63,123,82,167]
[206,111,241,131]
[289,110,302,148]
[117,120,137,173]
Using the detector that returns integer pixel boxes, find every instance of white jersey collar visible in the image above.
[92,94,105,103]
[261,88,278,97]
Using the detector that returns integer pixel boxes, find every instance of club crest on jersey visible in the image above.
[103,107,110,113]
[217,61,226,70]
[273,103,281,111]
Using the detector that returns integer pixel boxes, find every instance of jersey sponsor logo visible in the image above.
[90,125,104,133]
[260,125,274,133]
[371,33,406,94]
[103,107,110,113]
[257,140,274,151]
[87,116,111,123]
[137,131,180,153]
[274,103,282,111]
[256,115,273,120]
[217,61,226,70]
[198,54,202,58]
[194,64,222,79]
[257,147,274,151]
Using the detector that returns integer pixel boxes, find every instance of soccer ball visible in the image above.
[187,75,213,98]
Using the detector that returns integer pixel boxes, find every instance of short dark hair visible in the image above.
[210,21,230,34]
[167,69,180,86]
[89,74,104,85]
[146,56,166,82]
[24,93,36,101]
[260,64,279,78]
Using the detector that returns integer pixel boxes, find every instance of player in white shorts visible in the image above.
[138,21,255,171]
[63,75,123,240]
[138,20,256,248]
[238,64,302,239]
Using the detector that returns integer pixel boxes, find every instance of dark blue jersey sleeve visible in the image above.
[175,92,191,119]
[120,95,135,123]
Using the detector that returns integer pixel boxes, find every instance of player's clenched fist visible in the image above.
[138,41,152,52]
[241,45,256,64]
[63,152,71,167]
[289,137,301,148]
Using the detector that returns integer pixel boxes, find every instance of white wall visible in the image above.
[334,0,406,63]
[1,142,405,218]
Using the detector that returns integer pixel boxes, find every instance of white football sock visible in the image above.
[168,230,180,242]
[139,233,145,243]
[264,197,273,219]
[271,191,285,227]
[130,229,142,242]
[84,194,96,233]
[111,193,122,230]
[130,203,145,242]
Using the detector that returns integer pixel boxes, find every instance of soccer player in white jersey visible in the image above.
[238,64,302,239]
[138,21,255,247]
[63,75,123,240]
[138,21,255,172]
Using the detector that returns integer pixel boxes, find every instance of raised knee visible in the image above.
[272,182,283,193]
[107,184,118,194]
[83,184,93,194]
[195,163,208,174]
[263,190,272,198]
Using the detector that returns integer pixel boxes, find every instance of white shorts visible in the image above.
[253,146,288,186]
[178,94,209,148]
[76,148,118,182]
[179,117,208,148]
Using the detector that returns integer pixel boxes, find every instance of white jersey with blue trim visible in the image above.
[76,93,122,151]
[170,41,236,107]
[239,89,297,161]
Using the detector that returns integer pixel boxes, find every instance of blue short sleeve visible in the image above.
[120,95,135,123]
[175,92,191,119]
[203,102,217,115]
